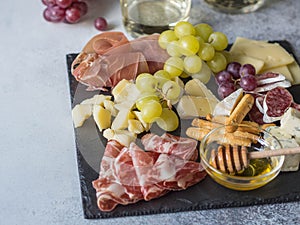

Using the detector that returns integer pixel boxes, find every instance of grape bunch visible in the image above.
[134,72,181,131]
[42,0,88,24]
[158,21,229,83]
[215,62,258,99]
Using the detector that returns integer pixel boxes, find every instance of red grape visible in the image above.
[239,74,257,91]
[218,83,236,99]
[239,63,256,76]
[42,0,56,6]
[94,17,108,31]
[43,8,53,22]
[55,0,73,8]
[44,6,65,22]
[215,70,233,85]
[226,62,241,79]
[65,7,81,23]
[72,2,88,16]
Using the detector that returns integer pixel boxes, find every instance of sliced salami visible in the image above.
[264,86,293,117]
[256,72,286,86]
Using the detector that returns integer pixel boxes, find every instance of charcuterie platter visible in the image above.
[67,22,300,219]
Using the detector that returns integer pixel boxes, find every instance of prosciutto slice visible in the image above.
[92,134,206,212]
[141,133,198,161]
[71,32,169,91]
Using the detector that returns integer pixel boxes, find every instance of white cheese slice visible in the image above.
[230,37,294,70]
[177,95,218,119]
[213,88,243,116]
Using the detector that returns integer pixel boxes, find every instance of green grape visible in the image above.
[206,52,227,73]
[174,21,196,38]
[166,41,182,57]
[183,55,202,74]
[156,108,179,131]
[191,61,212,84]
[208,31,228,51]
[198,43,215,61]
[163,56,184,78]
[221,50,232,63]
[178,35,200,56]
[154,70,172,88]
[135,73,158,93]
[158,30,178,49]
[180,71,190,78]
[140,100,162,123]
[162,80,181,100]
[194,23,214,42]
[195,36,205,47]
[135,92,160,111]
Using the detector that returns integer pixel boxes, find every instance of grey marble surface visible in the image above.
[0,0,299,224]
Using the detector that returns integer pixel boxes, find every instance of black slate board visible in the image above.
[67,40,300,219]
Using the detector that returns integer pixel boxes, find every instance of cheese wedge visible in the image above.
[230,37,294,70]
[213,88,244,117]
[184,79,219,103]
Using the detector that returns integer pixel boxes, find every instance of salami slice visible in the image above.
[264,86,293,117]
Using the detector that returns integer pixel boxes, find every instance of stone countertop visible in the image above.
[0,0,299,224]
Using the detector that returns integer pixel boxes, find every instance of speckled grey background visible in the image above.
[0,0,299,224]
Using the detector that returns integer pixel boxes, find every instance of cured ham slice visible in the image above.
[92,134,206,212]
[141,133,198,161]
[71,32,169,91]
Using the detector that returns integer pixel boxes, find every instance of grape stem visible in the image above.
[156,87,173,110]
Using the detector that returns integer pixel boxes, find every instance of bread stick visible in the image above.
[186,127,210,141]
[225,94,254,132]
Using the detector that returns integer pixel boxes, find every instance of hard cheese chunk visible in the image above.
[93,105,111,131]
[72,104,93,128]
[230,37,294,70]
[177,95,218,119]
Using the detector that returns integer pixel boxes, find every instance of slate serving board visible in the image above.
[66,40,300,219]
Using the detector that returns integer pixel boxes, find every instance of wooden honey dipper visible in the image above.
[209,144,300,174]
